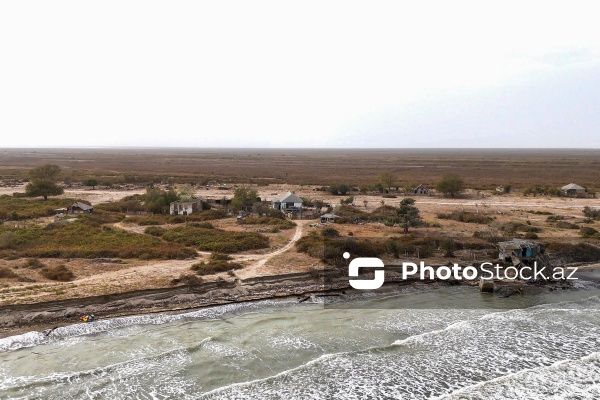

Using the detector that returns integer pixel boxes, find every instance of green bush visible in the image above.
[580,227,599,238]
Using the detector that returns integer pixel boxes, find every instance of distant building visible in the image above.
[67,202,93,214]
[561,183,586,196]
[320,213,339,223]
[170,199,203,215]
[272,191,303,211]
[412,184,429,195]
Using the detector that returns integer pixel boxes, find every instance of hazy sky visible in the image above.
[1,1,599,148]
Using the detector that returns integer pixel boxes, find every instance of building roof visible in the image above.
[561,183,585,191]
[170,200,201,206]
[498,239,540,250]
[321,213,339,218]
[275,191,303,204]
[72,202,93,211]
[413,184,428,190]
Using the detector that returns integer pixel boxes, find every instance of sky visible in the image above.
[1,1,599,148]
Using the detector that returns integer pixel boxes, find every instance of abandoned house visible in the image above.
[561,183,586,196]
[67,202,93,214]
[272,191,305,219]
[320,213,339,223]
[497,239,555,279]
[272,191,303,211]
[169,199,202,215]
[412,184,430,195]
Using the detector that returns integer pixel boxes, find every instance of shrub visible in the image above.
[322,227,341,238]
[171,273,204,286]
[580,227,599,238]
[40,265,75,281]
[24,258,46,269]
[237,217,295,230]
[583,206,600,220]
[555,221,580,230]
[436,211,492,224]
[440,238,456,257]
[0,232,19,249]
[546,215,565,222]
[191,259,243,275]
[144,226,167,237]
[523,232,539,239]
[0,267,18,279]
[547,242,600,262]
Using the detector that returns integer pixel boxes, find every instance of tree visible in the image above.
[396,198,421,233]
[28,164,61,181]
[379,171,395,192]
[143,188,178,214]
[84,179,98,189]
[436,174,465,197]
[25,180,64,200]
[231,187,259,211]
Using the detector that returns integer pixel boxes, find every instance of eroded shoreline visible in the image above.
[2,265,599,340]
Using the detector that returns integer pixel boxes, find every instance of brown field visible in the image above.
[1,148,600,189]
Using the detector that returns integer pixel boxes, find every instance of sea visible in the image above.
[1,282,600,399]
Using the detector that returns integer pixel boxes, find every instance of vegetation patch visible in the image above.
[296,231,437,264]
[0,196,79,220]
[237,217,296,230]
[555,221,580,230]
[583,206,600,221]
[436,211,492,224]
[162,226,269,253]
[126,210,227,226]
[40,265,75,281]
[546,242,600,262]
[0,267,18,279]
[191,253,243,275]
[580,227,599,238]
[24,258,46,269]
[0,221,197,259]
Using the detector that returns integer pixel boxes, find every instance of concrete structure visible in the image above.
[320,213,339,223]
[561,183,586,196]
[67,202,93,214]
[170,199,202,215]
[412,184,430,195]
[498,239,543,265]
[272,191,303,211]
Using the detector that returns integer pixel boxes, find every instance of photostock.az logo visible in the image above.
[345,252,385,290]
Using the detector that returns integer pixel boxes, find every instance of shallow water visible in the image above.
[2,285,600,399]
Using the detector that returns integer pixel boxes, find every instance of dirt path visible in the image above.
[71,220,307,294]
[231,220,306,268]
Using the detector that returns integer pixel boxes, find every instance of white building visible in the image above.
[561,183,586,195]
[272,191,303,211]
[170,199,203,215]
